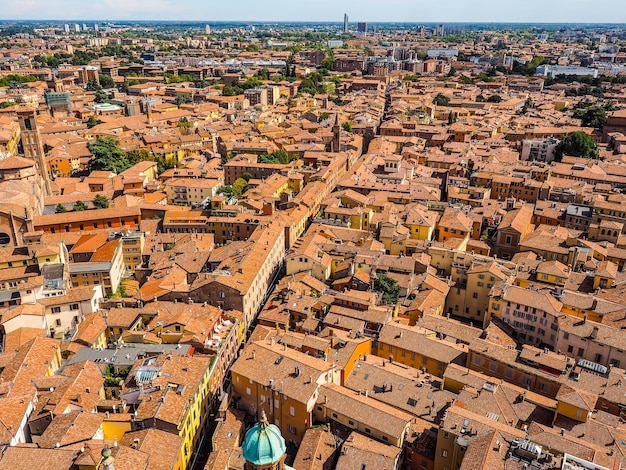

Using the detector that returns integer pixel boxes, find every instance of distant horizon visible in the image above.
[3,19,626,26]
[3,0,626,25]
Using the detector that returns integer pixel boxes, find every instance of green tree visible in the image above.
[0,74,36,87]
[94,89,109,103]
[218,185,235,198]
[99,74,115,88]
[321,56,335,71]
[92,195,110,209]
[555,132,599,161]
[175,95,193,106]
[55,203,67,213]
[73,200,87,212]
[375,272,401,305]
[342,121,353,132]
[433,93,450,106]
[512,55,545,76]
[86,79,101,92]
[521,98,533,114]
[256,68,270,80]
[476,94,485,102]
[274,149,290,164]
[232,177,249,198]
[319,112,330,121]
[576,105,607,129]
[241,172,253,182]
[246,44,260,52]
[487,94,503,103]
[88,136,127,172]
[0,101,17,108]
[86,115,101,128]
[72,50,97,65]
[258,149,290,164]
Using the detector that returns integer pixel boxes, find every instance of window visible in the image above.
[55,319,61,326]
[288,425,297,435]
[489,363,497,372]
[441,449,448,458]
[576,409,583,418]
[472,292,478,299]
[289,406,295,417]
[51,306,61,314]
[70,304,79,311]
[505,235,512,245]
[577,348,584,357]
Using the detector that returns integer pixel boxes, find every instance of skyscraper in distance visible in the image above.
[357,22,367,36]
[343,14,349,33]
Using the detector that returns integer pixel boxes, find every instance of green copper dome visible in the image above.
[242,411,286,466]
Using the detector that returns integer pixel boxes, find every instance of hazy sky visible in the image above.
[4,0,626,23]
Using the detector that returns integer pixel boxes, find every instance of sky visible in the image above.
[3,0,626,23]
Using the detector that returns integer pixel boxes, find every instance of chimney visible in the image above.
[591,326,599,340]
